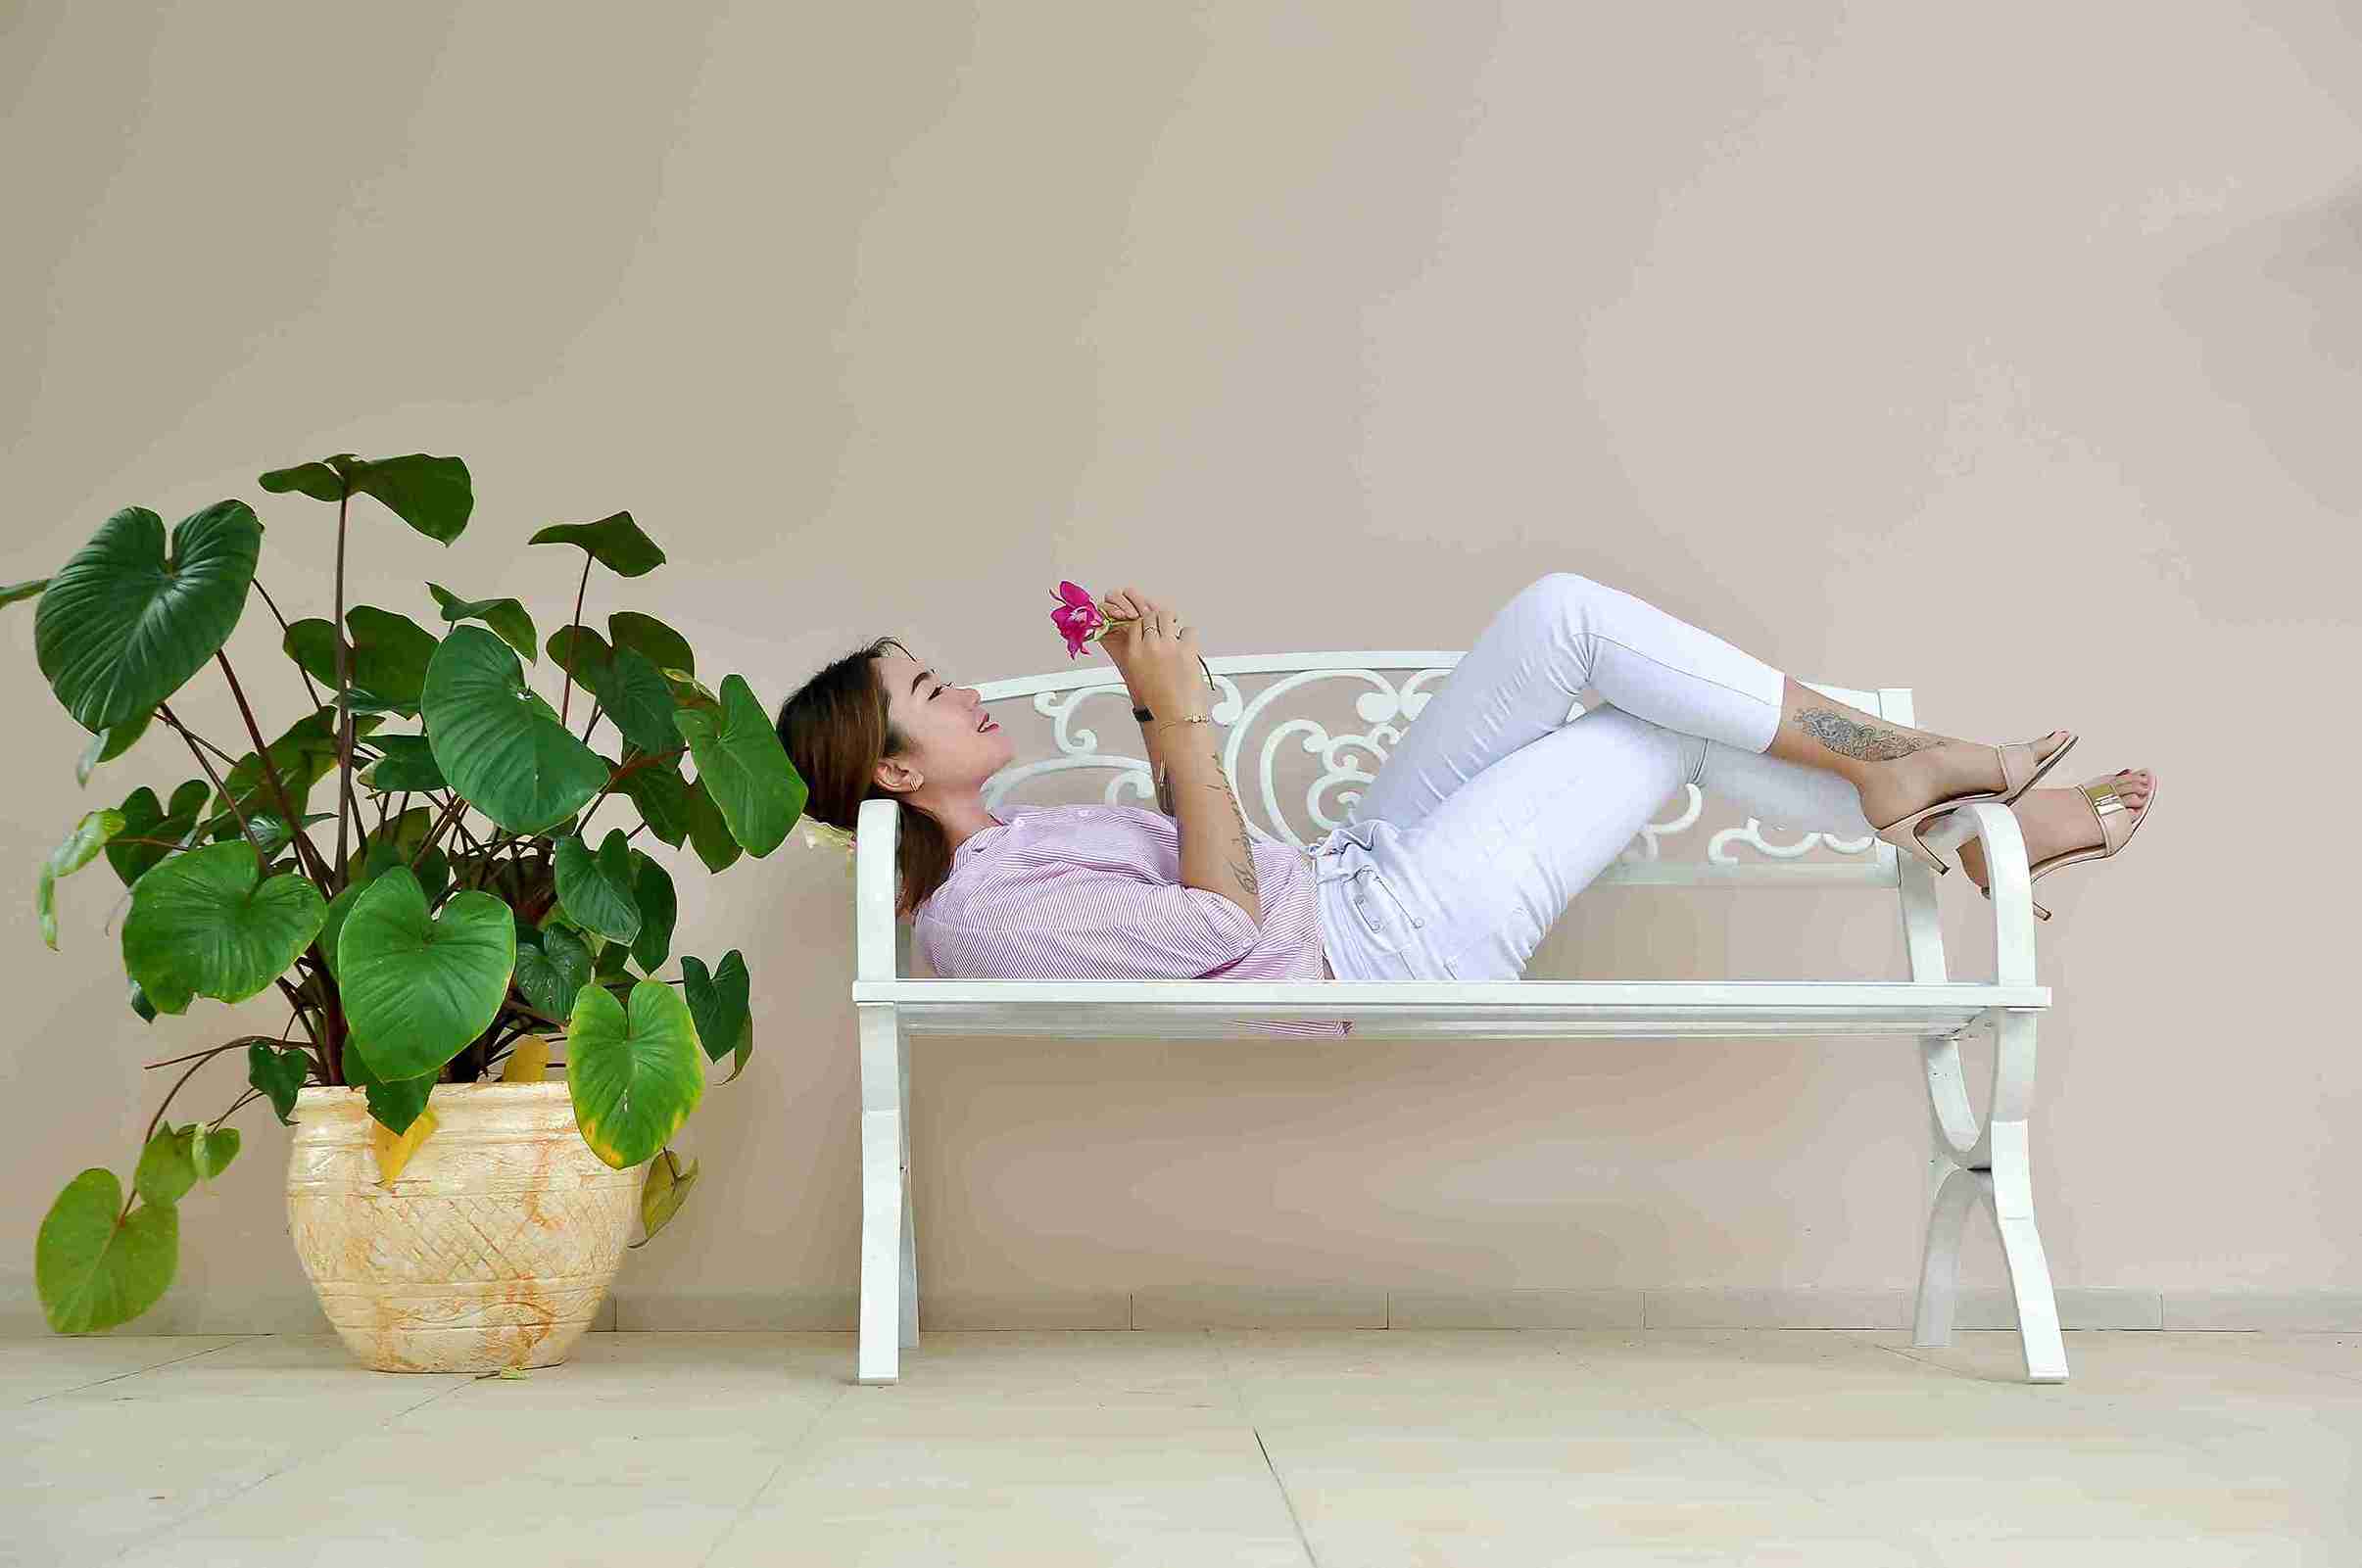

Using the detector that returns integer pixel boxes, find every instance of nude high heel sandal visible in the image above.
[1981,769,2155,922]
[1870,731,2080,877]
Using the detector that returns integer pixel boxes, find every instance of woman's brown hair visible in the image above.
[773,636,952,920]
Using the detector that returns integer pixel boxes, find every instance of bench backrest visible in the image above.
[972,654,1921,889]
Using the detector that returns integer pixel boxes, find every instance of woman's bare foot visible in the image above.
[1850,730,2076,834]
[1952,769,2154,894]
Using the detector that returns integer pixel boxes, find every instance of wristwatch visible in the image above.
[1132,704,1155,723]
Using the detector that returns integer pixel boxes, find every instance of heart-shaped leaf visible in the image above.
[554,830,641,943]
[426,583,536,663]
[566,976,703,1169]
[260,453,472,544]
[629,851,676,972]
[282,607,438,716]
[35,501,261,732]
[106,781,211,885]
[340,1035,437,1136]
[190,1124,240,1181]
[608,612,694,678]
[619,755,691,848]
[628,1146,700,1249]
[515,923,593,1023]
[76,710,152,785]
[604,648,682,755]
[529,511,665,578]
[39,808,124,949]
[681,777,742,873]
[337,865,515,1080]
[121,841,328,1015]
[35,1169,176,1333]
[247,1039,313,1124]
[421,626,608,834]
[682,950,753,1081]
[133,1123,200,1210]
[675,675,805,857]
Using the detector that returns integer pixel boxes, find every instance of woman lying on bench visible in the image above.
[770,574,2154,1011]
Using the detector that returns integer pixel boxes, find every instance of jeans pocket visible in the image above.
[1345,869,1405,955]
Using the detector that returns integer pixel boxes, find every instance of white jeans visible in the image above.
[1310,572,1879,982]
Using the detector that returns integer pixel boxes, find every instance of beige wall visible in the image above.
[4,1,2356,1336]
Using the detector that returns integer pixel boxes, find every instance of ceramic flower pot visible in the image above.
[283,1079,648,1372]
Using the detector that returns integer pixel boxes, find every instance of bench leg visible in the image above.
[898,1026,919,1352]
[1911,1012,2069,1384]
[856,1006,911,1384]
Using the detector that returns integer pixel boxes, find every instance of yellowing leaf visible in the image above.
[370,1106,440,1184]
[628,1146,699,1249]
[501,1036,552,1083]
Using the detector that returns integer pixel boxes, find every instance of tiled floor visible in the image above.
[4,1327,2356,1565]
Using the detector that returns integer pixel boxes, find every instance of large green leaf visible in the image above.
[565,977,702,1169]
[619,755,691,848]
[35,1169,176,1333]
[604,647,680,755]
[513,923,592,1022]
[281,607,438,716]
[426,583,536,663]
[608,612,694,678]
[681,950,753,1082]
[34,501,261,732]
[421,626,607,834]
[529,511,664,578]
[247,1039,313,1124]
[121,841,327,1015]
[675,675,804,857]
[38,809,124,949]
[107,781,211,885]
[681,777,742,873]
[132,1123,200,1210]
[259,453,472,544]
[554,830,640,944]
[629,851,676,972]
[337,866,514,1081]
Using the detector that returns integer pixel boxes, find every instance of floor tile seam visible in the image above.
[1250,1425,1324,1568]
[25,1335,263,1407]
[93,1335,480,1565]
[694,1382,854,1568]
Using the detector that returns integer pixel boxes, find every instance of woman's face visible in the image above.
[872,650,1013,794]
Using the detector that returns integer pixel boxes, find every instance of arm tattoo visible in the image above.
[1203,777,1260,904]
[1793,705,1941,763]
[1154,762,1176,817]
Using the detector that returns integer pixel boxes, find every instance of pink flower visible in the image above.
[1049,580,1135,659]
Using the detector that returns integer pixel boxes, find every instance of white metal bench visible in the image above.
[848,655,2066,1385]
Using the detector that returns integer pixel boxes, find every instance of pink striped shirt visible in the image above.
[912,802,1354,1037]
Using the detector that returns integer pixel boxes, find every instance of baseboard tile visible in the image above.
[1388,1289,1644,1329]
[1130,1284,1386,1330]
[2162,1292,2362,1331]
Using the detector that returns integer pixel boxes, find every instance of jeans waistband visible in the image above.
[1307,820,1378,882]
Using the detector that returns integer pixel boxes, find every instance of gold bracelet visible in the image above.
[1152,714,1211,732]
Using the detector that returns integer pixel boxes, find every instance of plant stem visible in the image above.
[412,792,469,871]
[331,487,355,891]
[248,580,325,709]
[558,552,592,725]
[157,704,269,866]
[214,650,333,892]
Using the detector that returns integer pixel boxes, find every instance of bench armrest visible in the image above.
[1914,800,2042,986]
[855,796,908,982]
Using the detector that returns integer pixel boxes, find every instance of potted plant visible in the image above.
[15,452,805,1371]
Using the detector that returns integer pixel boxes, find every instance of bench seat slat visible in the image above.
[852,978,2044,1038]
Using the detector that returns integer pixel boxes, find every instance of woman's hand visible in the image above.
[1096,587,1206,719]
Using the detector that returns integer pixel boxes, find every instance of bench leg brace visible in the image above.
[856,1006,916,1384]
[1911,1010,2069,1383]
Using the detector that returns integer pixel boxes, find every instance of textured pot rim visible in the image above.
[293,1079,574,1104]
